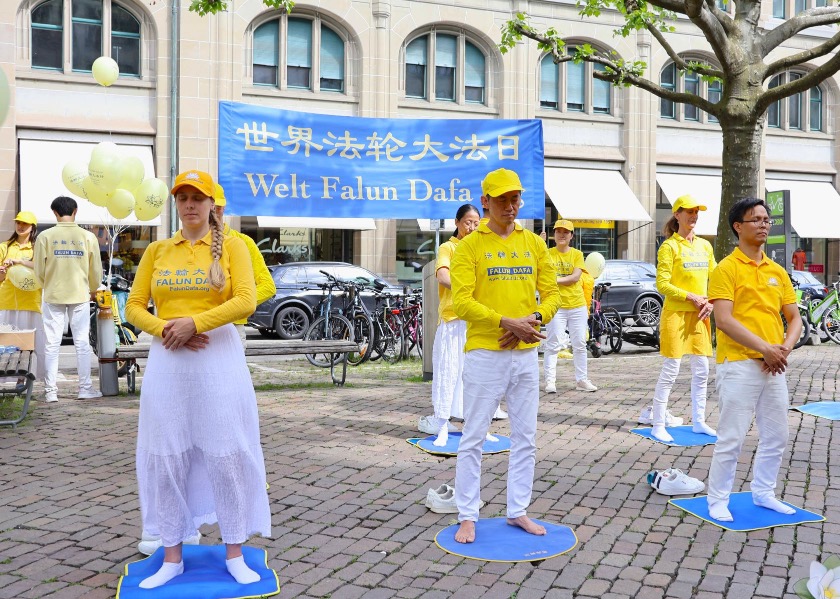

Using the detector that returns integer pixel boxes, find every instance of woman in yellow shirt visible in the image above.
[650,195,717,442]
[126,171,270,589]
[0,211,44,384]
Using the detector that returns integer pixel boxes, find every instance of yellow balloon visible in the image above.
[62,160,89,198]
[117,156,145,193]
[82,176,111,207]
[6,265,42,291]
[92,56,119,86]
[134,202,162,222]
[107,188,136,219]
[134,178,169,214]
[0,66,8,126]
[584,252,606,279]
[89,151,123,192]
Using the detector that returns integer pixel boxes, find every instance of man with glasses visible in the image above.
[705,197,801,522]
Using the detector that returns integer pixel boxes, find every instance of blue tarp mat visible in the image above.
[669,492,824,532]
[435,517,577,562]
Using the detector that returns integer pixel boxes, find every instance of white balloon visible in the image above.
[62,160,89,197]
[92,56,119,86]
[6,265,42,291]
[584,252,606,279]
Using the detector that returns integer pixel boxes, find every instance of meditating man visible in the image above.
[450,168,561,543]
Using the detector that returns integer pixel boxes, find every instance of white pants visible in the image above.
[707,359,790,506]
[42,302,94,395]
[653,355,710,423]
[455,348,539,522]
[544,306,588,383]
[431,319,466,420]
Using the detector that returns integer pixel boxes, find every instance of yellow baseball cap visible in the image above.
[14,211,37,225]
[481,168,524,197]
[672,194,707,213]
[553,219,574,231]
[214,183,227,207]
[171,170,215,198]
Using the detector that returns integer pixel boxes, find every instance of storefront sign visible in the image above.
[809,264,824,274]
[218,102,544,219]
[572,219,614,229]
[764,190,791,270]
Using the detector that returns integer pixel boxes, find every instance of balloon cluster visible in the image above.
[61,142,167,221]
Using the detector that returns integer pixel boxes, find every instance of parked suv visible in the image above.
[248,261,401,339]
[597,260,663,326]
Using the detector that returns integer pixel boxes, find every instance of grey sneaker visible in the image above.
[576,379,598,392]
[138,531,201,556]
[418,416,457,435]
[425,484,484,514]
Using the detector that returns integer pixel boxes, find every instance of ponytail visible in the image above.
[662,214,679,237]
[207,209,225,291]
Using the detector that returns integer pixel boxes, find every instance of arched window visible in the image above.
[659,61,721,125]
[253,15,345,93]
[404,32,486,105]
[31,0,142,76]
[767,72,824,132]
[539,48,612,116]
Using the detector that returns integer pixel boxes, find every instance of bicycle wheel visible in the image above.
[821,307,840,344]
[382,312,404,363]
[787,310,810,350]
[602,308,623,354]
[347,313,374,366]
[304,314,352,368]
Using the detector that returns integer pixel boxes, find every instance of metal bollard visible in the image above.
[96,290,119,396]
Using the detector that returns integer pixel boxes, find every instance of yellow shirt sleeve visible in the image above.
[451,237,501,328]
[535,239,563,323]
[192,237,256,333]
[231,229,275,306]
[656,239,686,301]
[126,242,167,337]
[436,239,458,322]
[33,236,46,288]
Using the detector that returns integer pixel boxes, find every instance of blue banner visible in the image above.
[218,102,544,219]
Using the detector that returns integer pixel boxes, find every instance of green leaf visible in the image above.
[824,554,840,570]
[793,577,816,599]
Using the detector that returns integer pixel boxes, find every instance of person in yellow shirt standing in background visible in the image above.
[543,219,597,394]
[126,170,271,588]
[705,197,801,522]
[214,183,276,347]
[450,168,561,544]
[34,197,103,403]
[0,211,45,387]
[647,195,717,443]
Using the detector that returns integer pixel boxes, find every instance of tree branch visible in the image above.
[761,7,840,55]
[765,30,840,79]
[756,50,840,114]
[683,0,732,62]
[645,22,724,78]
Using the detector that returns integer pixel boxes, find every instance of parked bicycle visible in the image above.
[798,280,840,345]
[399,290,423,359]
[787,275,813,349]
[588,282,622,357]
[302,271,354,368]
[89,274,139,377]
[368,289,404,363]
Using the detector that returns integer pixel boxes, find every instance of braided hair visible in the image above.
[207,208,225,291]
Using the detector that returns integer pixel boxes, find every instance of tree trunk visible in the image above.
[714,117,764,261]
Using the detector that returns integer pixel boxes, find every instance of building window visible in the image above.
[403,32,486,105]
[659,61,721,124]
[539,49,612,116]
[767,72,824,132]
[773,0,786,18]
[252,15,346,93]
[31,0,141,76]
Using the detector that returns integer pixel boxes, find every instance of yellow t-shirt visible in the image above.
[656,233,716,312]
[547,247,586,309]
[436,236,460,323]
[451,222,561,352]
[0,241,41,313]
[126,230,256,338]
[34,223,102,305]
[708,247,797,364]
[223,224,277,324]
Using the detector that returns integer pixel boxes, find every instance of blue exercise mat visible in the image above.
[407,432,511,456]
[791,401,840,420]
[435,517,577,562]
[630,425,716,447]
[669,491,825,532]
[116,545,279,599]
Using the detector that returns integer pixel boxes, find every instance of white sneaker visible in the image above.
[576,379,598,392]
[424,484,484,514]
[638,406,684,427]
[647,468,705,496]
[137,531,201,556]
[418,415,457,435]
[545,382,557,394]
[493,407,508,420]
[44,391,58,403]
[78,389,103,400]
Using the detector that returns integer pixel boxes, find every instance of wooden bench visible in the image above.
[114,338,360,393]
[0,350,36,428]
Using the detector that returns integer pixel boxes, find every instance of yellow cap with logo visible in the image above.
[14,211,37,225]
[214,183,227,207]
[672,194,707,213]
[171,170,215,198]
[481,168,524,197]
[553,219,574,231]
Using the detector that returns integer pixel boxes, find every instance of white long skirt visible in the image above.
[0,309,45,379]
[136,324,271,546]
[431,319,466,420]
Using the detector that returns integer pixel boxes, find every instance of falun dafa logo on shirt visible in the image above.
[768,277,779,286]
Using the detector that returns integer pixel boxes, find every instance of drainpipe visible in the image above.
[168,0,180,237]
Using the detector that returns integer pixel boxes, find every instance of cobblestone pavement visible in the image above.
[1,344,839,599]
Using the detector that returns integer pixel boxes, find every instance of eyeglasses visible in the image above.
[740,219,772,227]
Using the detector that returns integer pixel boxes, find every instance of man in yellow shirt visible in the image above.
[706,197,801,522]
[34,196,103,403]
[543,219,597,393]
[214,184,276,347]
[450,168,561,544]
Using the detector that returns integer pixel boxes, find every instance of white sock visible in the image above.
[139,561,184,589]
[651,425,673,443]
[692,421,716,436]
[433,422,449,447]
[485,432,499,443]
[708,502,733,522]
[753,495,795,515]
[226,555,260,584]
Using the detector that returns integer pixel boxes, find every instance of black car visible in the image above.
[248,262,401,339]
[597,260,663,326]
[790,270,828,304]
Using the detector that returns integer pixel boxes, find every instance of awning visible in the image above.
[256,217,376,230]
[656,173,722,237]
[544,167,651,222]
[19,139,160,226]
[766,179,840,239]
